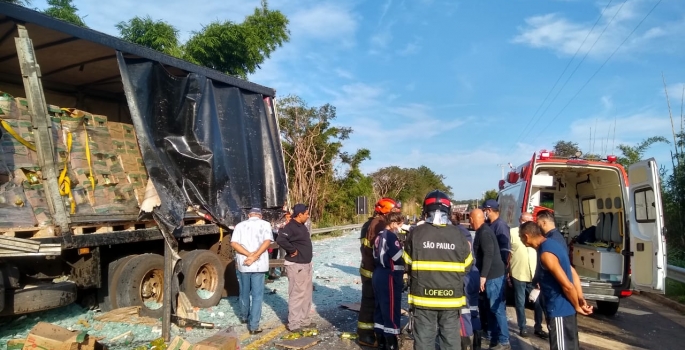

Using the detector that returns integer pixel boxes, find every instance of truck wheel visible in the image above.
[115,254,165,318]
[596,300,620,316]
[0,282,77,316]
[180,250,225,308]
[104,255,138,311]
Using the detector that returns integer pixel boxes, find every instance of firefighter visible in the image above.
[372,211,409,350]
[358,197,401,347]
[405,190,473,350]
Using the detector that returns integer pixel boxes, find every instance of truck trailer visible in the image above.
[0,3,288,320]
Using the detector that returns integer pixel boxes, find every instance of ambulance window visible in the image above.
[581,197,598,228]
[635,187,656,222]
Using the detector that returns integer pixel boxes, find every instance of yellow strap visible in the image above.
[219,226,224,242]
[58,132,75,214]
[82,124,96,190]
[408,294,467,308]
[1,120,36,151]
[359,267,373,278]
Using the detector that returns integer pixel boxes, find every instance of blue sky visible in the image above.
[31,0,685,199]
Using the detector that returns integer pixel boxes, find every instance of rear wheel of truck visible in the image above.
[596,300,620,316]
[180,250,225,308]
[115,254,165,318]
[103,255,139,311]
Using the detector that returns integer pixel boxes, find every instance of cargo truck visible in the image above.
[0,3,288,319]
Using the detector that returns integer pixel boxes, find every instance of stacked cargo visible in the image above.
[0,91,150,232]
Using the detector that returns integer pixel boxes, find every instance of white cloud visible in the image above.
[397,40,421,55]
[379,0,393,26]
[289,3,358,43]
[370,29,393,50]
[334,68,354,80]
[512,0,682,59]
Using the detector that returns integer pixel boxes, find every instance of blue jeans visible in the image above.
[486,275,510,345]
[236,270,265,331]
[512,278,543,332]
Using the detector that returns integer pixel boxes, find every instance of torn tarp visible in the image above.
[116,53,288,232]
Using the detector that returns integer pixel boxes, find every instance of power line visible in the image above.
[519,0,628,144]
[535,0,663,139]
[512,0,615,149]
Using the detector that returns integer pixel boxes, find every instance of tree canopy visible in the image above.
[42,0,87,27]
[116,16,180,56]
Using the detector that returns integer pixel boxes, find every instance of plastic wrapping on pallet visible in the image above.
[118,55,287,232]
[0,92,20,119]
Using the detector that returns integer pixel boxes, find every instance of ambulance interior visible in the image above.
[530,165,625,284]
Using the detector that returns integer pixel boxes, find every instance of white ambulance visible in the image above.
[497,150,667,316]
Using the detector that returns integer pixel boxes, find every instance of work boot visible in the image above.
[385,335,399,350]
[358,333,377,347]
[377,334,387,350]
[461,334,473,350]
[473,330,482,350]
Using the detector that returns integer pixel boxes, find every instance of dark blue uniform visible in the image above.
[457,224,481,339]
[372,229,406,338]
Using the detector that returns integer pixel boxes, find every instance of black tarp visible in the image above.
[116,53,288,232]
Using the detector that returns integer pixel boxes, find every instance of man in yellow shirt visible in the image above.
[509,212,547,339]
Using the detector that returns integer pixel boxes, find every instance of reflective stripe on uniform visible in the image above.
[358,321,375,330]
[402,251,412,264]
[408,294,467,308]
[392,249,403,262]
[361,238,373,248]
[411,253,473,272]
[359,266,373,278]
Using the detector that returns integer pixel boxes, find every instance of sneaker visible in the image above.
[489,343,511,350]
[519,329,529,338]
[240,319,248,324]
[534,330,549,339]
[287,326,301,333]
[249,328,263,335]
[302,322,317,329]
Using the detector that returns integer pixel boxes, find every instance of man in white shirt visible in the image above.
[230,208,274,334]
[509,212,547,339]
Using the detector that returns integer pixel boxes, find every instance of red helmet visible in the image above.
[375,197,399,214]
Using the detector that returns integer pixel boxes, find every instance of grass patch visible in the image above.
[666,279,685,304]
[311,230,345,241]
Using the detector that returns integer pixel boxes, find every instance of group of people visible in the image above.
[358,192,593,350]
[228,191,594,350]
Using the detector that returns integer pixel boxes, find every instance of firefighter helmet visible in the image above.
[375,197,399,214]
[423,190,452,214]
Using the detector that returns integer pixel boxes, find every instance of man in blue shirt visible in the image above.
[518,221,593,350]
[481,200,511,266]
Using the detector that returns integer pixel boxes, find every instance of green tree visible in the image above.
[323,149,373,224]
[616,136,669,168]
[553,140,581,158]
[484,189,498,200]
[116,16,181,57]
[183,0,289,78]
[42,0,87,27]
[277,95,367,221]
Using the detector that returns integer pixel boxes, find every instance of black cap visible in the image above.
[292,203,308,217]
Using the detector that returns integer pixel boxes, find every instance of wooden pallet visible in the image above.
[183,217,207,226]
[71,220,157,235]
[0,226,55,238]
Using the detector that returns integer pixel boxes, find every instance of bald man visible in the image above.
[510,213,547,339]
[470,209,510,349]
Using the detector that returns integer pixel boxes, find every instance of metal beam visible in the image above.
[80,74,120,87]
[0,36,78,63]
[0,26,15,46]
[15,24,70,233]
[667,264,685,284]
[42,54,116,77]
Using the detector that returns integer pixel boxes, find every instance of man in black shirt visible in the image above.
[470,209,510,350]
[277,204,315,332]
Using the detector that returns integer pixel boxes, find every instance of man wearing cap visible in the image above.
[230,208,274,335]
[481,199,511,267]
[277,204,316,332]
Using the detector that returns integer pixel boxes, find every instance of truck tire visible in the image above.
[115,254,165,318]
[105,255,138,311]
[596,300,620,316]
[0,282,77,316]
[180,250,225,308]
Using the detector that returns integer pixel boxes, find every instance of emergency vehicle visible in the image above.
[497,150,667,316]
